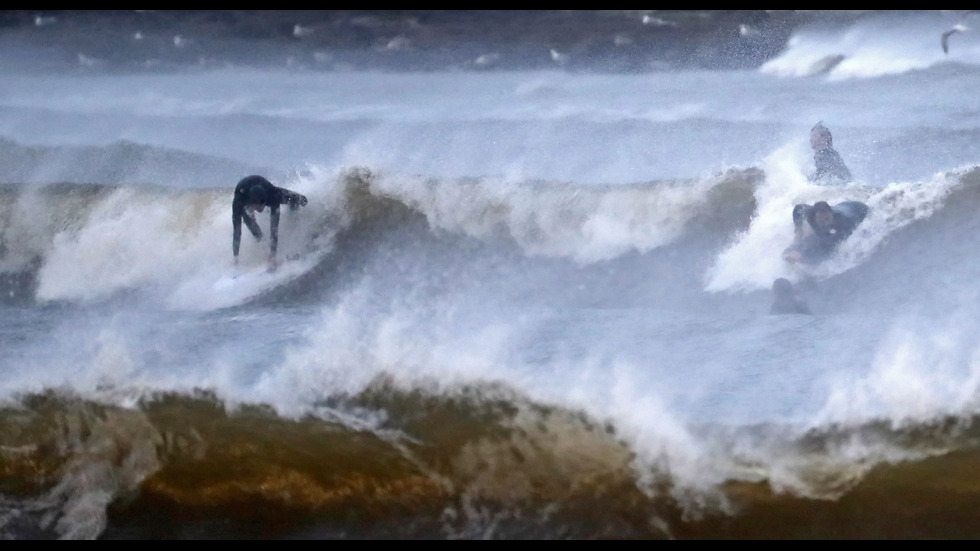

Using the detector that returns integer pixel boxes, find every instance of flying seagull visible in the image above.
[641,14,677,27]
[77,53,101,67]
[739,24,761,37]
[473,53,500,67]
[942,24,968,53]
[293,24,314,38]
[942,10,980,54]
[549,48,570,66]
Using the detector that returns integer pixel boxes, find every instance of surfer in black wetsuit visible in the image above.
[232,175,308,270]
[783,200,868,265]
[770,277,812,315]
[809,122,852,183]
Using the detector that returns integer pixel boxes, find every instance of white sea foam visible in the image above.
[762,11,980,80]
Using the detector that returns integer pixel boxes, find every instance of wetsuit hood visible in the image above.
[806,201,834,233]
[811,121,833,149]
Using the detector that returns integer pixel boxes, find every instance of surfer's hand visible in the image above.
[783,249,802,263]
[267,255,279,272]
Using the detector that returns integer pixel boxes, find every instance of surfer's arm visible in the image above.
[783,247,803,263]
[242,209,262,241]
[783,234,831,265]
[269,205,280,258]
[233,200,263,259]
[281,188,308,211]
[232,207,243,258]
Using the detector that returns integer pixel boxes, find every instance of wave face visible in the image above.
[4,11,980,540]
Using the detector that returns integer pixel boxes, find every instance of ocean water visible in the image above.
[2,10,980,539]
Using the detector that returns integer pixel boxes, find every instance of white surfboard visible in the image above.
[168,253,322,311]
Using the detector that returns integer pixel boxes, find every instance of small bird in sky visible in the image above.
[549,48,570,66]
[739,24,761,37]
[613,33,634,47]
[941,10,980,54]
[641,14,677,27]
[293,24,314,38]
[77,53,102,67]
[473,53,500,67]
[383,35,410,51]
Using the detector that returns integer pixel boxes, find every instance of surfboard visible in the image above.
[168,253,322,311]
[213,260,303,291]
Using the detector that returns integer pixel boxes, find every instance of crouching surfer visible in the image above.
[782,200,868,265]
[232,175,308,272]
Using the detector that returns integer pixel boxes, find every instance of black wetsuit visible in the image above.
[811,147,852,183]
[232,175,308,259]
[786,201,869,264]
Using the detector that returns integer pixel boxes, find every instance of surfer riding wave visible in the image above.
[783,200,868,265]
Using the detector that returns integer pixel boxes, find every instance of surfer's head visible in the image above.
[247,185,267,212]
[809,201,834,232]
[810,122,833,150]
[772,277,795,298]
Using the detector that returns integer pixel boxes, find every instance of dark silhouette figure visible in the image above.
[770,278,812,315]
[232,175,308,270]
[809,122,852,183]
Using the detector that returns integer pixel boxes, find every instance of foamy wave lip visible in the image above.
[808,172,957,277]
[761,12,969,80]
[368,170,746,265]
[35,188,227,303]
[703,143,815,292]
